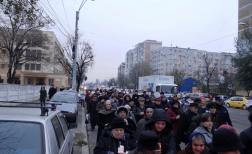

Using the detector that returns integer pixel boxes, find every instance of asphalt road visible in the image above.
[227,107,250,133]
[87,108,251,154]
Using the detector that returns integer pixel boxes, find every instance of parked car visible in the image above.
[246,97,252,112]
[216,95,229,102]
[225,96,248,109]
[188,93,209,100]
[0,107,73,154]
[49,90,79,123]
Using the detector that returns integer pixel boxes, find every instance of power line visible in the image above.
[38,1,70,38]
[61,0,72,31]
[79,0,88,11]
[44,0,71,36]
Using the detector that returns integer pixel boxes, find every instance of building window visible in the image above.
[16,63,22,70]
[25,64,29,70]
[30,64,35,70]
[1,64,5,69]
[36,64,41,70]
[26,49,42,61]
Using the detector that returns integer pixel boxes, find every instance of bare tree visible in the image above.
[129,62,153,89]
[201,54,218,93]
[107,78,117,87]
[166,69,185,86]
[117,73,128,88]
[57,36,94,91]
[0,0,52,83]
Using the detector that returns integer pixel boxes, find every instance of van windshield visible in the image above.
[0,121,44,154]
[161,85,177,94]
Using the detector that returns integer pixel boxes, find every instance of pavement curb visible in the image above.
[73,104,90,154]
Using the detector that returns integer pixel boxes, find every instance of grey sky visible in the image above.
[42,0,238,82]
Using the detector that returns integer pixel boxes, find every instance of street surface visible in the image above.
[228,108,250,133]
[87,108,251,154]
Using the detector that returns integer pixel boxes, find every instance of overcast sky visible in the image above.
[41,0,238,82]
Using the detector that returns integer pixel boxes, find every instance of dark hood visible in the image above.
[145,109,172,132]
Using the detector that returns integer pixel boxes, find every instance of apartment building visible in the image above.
[0,31,69,88]
[239,0,252,32]
[118,62,126,76]
[151,47,235,77]
[125,40,162,75]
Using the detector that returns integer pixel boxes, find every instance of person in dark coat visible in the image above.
[166,100,181,132]
[212,126,242,154]
[124,94,132,105]
[213,99,232,129]
[161,96,169,111]
[97,100,116,141]
[40,86,47,105]
[240,112,252,154]
[145,97,153,107]
[40,86,47,115]
[144,109,176,154]
[116,106,137,136]
[134,130,162,154]
[132,90,139,103]
[136,106,154,139]
[94,117,136,154]
[48,85,57,100]
[134,97,146,122]
[153,97,165,109]
[87,94,98,131]
[176,102,200,146]
[177,133,210,154]
[198,97,208,115]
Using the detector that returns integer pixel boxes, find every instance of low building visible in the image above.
[0,31,69,88]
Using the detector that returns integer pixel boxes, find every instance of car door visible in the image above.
[57,113,73,154]
[51,115,70,154]
[229,97,236,107]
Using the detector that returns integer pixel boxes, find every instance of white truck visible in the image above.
[138,75,178,97]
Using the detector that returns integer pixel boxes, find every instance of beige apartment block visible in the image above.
[0,31,69,88]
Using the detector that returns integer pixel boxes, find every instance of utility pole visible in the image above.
[72,11,79,90]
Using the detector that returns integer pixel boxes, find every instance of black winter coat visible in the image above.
[97,109,116,141]
[213,105,232,129]
[94,129,136,154]
[134,106,145,122]
[145,109,176,154]
[40,89,47,101]
[240,126,252,154]
[176,110,200,144]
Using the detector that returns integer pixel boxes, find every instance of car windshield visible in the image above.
[51,92,77,103]
[0,121,43,154]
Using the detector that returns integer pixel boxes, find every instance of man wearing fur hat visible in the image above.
[94,117,136,154]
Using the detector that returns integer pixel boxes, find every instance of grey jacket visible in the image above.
[193,126,213,145]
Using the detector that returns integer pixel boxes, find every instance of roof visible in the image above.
[0,107,59,123]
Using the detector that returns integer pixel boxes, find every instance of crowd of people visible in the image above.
[84,89,252,154]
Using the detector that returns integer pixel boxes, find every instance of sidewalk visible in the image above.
[72,104,89,154]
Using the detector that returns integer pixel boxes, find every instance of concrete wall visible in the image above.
[0,84,49,102]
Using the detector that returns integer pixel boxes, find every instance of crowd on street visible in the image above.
[83,89,252,154]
